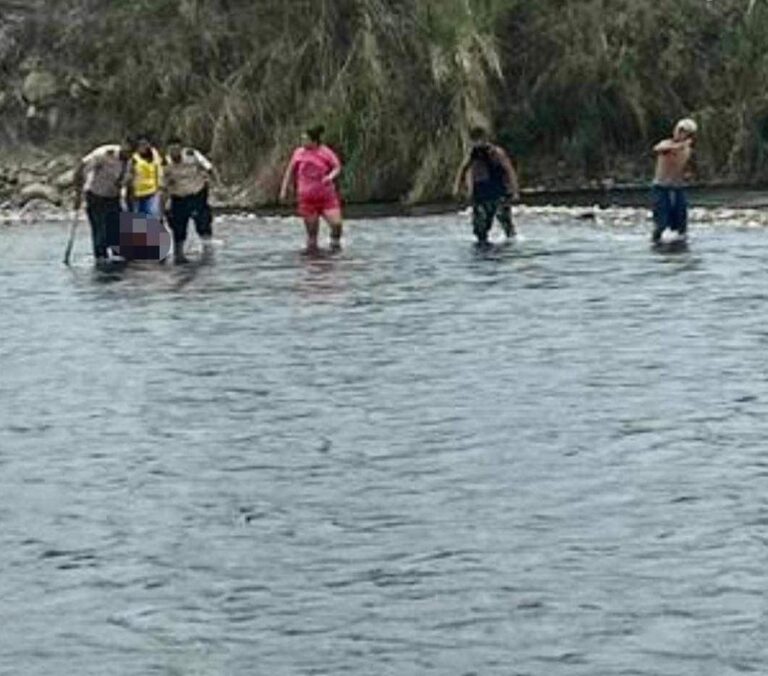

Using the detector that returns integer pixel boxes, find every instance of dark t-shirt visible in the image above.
[470,144,508,201]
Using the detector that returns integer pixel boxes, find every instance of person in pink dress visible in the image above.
[279,125,343,251]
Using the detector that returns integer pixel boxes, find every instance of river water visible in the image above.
[1,206,768,675]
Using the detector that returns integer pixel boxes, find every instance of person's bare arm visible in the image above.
[193,150,218,185]
[324,165,341,183]
[160,169,173,214]
[320,148,342,185]
[653,138,692,155]
[124,160,135,210]
[279,159,295,202]
[453,157,472,197]
[495,147,520,200]
[208,165,221,186]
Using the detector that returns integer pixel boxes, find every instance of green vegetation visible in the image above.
[1,0,768,202]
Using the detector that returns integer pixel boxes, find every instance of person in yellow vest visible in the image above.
[127,136,163,217]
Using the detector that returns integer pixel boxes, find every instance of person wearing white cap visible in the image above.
[651,118,698,244]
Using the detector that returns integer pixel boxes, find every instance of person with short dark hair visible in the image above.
[162,137,215,264]
[279,125,343,251]
[73,137,136,264]
[127,136,163,218]
[454,126,520,244]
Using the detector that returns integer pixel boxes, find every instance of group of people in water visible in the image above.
[73,135,215,265]
[72,117,697,266]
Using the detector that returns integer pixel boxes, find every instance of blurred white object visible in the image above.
[660,228,685,244]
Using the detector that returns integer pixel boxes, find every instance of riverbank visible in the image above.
[4,148,768,217]
[4,2,768,208]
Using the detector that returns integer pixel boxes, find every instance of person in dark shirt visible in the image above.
[454,126,520,244]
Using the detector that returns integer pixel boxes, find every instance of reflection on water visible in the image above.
[1,207,768,675]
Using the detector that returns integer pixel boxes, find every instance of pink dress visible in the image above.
[289,145,341,217]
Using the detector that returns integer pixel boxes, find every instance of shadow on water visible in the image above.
[471,239,515,261]
[168,249,216,291]
[652,240,689,255]
[650,240,705,275]
[292,247,353,302]
[67,249,218,294]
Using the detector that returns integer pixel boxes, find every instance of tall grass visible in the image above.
[3,0,768,198]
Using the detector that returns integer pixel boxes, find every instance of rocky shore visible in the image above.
[3,148,768,219]
[0,149,250,213]
[0,146,642,211]
[0,152,76,209]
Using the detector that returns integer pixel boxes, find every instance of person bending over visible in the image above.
[454,127,520,244]
[73,137,135,265]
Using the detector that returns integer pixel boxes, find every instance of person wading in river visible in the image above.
[651,118,697,244]
[454,126,520,245]
[162,137,215,264]
[127,136,163,217]
[73,137,136,265]
[279,125,343,252]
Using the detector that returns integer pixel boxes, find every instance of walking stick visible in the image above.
[63,209,80,266]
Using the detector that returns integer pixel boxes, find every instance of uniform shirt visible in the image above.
[163,148,213,197]
[81,145,129,198]
[288,145,340,201]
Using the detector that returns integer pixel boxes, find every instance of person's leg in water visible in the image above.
[169,196,191,263]
[496,198,516,238]
[192,187,214,249]
[105,198,122,259]
[86,193,109,262]
[472,200,495,244]
[303,216,320,252]
[670,188,688,237]
[323,207,343,250]
[651,185,672,243]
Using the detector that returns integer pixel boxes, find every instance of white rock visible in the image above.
[19,182,60,206]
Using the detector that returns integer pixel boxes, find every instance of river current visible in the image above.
[1,206,767,675]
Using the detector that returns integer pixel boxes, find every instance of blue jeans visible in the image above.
[135,193,161,218]
[652,185,688,242]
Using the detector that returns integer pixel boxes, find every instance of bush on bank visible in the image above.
[1,0,768,203]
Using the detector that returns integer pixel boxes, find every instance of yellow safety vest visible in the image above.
[132,150,162,197]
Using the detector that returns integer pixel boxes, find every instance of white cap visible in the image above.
[675,118,698,135]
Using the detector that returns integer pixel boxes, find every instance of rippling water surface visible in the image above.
[2,207,768,675]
